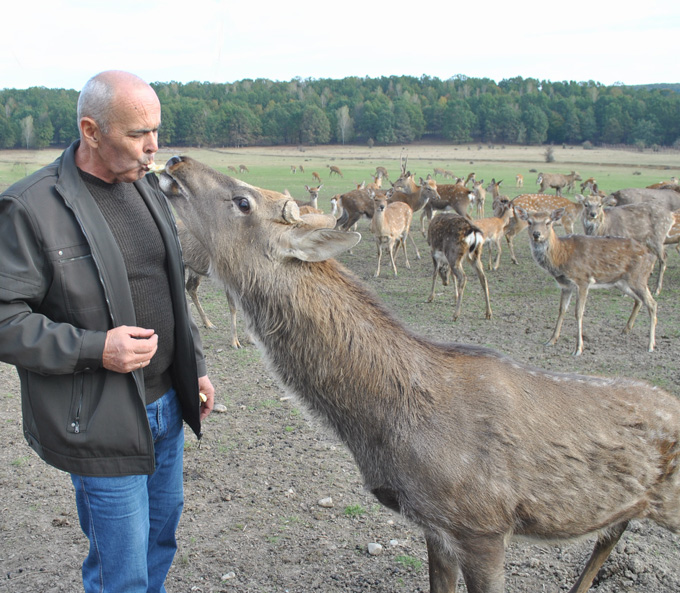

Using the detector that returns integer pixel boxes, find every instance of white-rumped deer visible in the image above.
[576,193,673,295]
[160,156,680,593]
[370,194,414,277]
[516,206,658,355]
[537,171,581,195]
[472,179,486,218]
[327,164,343,178]
[426,213,492,321]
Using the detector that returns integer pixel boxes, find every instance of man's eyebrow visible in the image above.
[129,125,161,134]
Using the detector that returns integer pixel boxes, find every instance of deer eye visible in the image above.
[234,197,251,213]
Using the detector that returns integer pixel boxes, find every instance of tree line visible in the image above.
[1,75,679,150]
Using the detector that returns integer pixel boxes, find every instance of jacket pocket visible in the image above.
[66,371,103,434]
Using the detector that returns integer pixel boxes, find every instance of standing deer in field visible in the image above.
[576,193,673,295]
[327,164,343,178]
[420,180,474,234]
[160,156,680,593]
[494,193,583,265]
[515,174,523,188]
[427,213,492,321]
[472,179,486,218]
[296,184,323,215]
[516,206,658,355]
[370,194,414,277]
[536,171,582,196]
[473,206,514,271]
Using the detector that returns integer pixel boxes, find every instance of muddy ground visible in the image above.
[1,208,679,593]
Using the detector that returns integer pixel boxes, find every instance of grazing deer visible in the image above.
[290,165,297,174]
[433,167,447,178]
[227,165,238,174]
[579,177,596,193]
[370,195,414,277]
[576,193,673,295]
[515,173,523,188]
[427,213,492,321]
[177,220,244,348]
[160,156,680,593]
[298,164,305,174]
[494,193,583,265]
[327,164,343,178]
[239,164,249,173]
[516,206,658,355]
[312,171,322,183]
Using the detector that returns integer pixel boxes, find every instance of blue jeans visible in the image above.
[71,388,185,593]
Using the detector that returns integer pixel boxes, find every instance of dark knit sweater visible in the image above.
[80,170,174,403]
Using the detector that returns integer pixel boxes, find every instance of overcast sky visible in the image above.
[3,0,678,91]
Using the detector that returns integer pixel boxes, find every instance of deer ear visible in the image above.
[279,228,361,262]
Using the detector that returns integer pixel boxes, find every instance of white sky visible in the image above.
[2,0,678,91]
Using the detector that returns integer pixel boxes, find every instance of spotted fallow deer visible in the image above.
[160,156,680,593]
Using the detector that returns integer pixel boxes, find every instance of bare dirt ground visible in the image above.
[2,157,680,592]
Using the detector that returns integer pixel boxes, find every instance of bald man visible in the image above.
[0,70,214,593]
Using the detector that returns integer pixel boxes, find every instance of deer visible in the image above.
[576,193,673,295]
[471,179,486,218]
[334,187,375,232]
[537,171,582,196]
[420,181,475,235]
[327,164,343,178]
[227,165,238,174]
[473,206,514,271]
[176,220,244,349]
[296,184,323,215]
[426,213,492,321]
[493,193,583,265]
[375,165,389,180]
[579,177,597,193]
[239,164,249,173]
[298,164,305,174]
[370,194,414,277]
[160,155,680,593]
[516,206,658,356]
[607,187,680,212]
[515,174,523,188]
[647,177,679,189]
[290,165,297,174]
[311,171,322,184]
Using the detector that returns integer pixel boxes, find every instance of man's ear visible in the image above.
[79,117,100,148]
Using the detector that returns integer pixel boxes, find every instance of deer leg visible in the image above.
[225,291,243,349]
[456,534,506,593]
[653,248,667,295]
[572,286,590,356]
[471,251,492,320]
[567,522,628,593]
[408,232,421,260]
[547,287,572,347]
[492,239,502,270]
[186,272,215,330]
[451,263,467,322]
[623,299,642,334]
[505,233,519,265]
[639,286,658,352]
[374,240,383,278]
[389,241,399,276]
[426,534,460,593]
[400,236,411,270]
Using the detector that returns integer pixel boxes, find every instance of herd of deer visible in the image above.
[160,156,679,593]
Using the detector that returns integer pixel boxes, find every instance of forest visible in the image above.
[1,75,679,150]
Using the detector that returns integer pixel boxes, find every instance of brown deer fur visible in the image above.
[516,206,658,355]
[160,156,680,593]
[426,213,492,321]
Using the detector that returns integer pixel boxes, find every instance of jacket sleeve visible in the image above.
[0,194,107,375]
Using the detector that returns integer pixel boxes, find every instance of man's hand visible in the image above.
[198,375,215,421]
[102,325,158,373]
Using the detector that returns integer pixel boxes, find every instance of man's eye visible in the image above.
[234,197,250,213]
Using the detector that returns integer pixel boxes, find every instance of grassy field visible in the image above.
[2,143,679,210]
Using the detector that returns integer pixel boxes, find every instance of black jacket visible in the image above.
[0,142,206,476]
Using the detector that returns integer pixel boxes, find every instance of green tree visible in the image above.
[300,104,331,145]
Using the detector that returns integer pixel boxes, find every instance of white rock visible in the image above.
[368,543,383,555]
[318,497,334,508]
